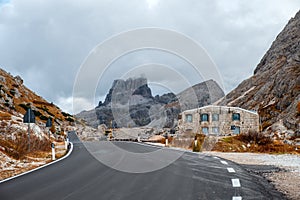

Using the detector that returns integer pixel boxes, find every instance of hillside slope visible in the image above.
[0,68,74,125]
[217,11,300,132]
[0,67,75,179]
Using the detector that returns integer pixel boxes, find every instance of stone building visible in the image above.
[178,105,259,135]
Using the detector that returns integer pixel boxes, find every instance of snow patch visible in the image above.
[264,98,276,108]
[228,86,256,105]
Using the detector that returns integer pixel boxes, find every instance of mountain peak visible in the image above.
[218,10,300,132]
[77,77,224,128]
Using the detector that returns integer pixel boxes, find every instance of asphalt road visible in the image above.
[0,131,284,200]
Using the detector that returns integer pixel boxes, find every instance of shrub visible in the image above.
[19,103,29,111]
[32,110,42,117]
[39,115,48,120]
[0,131,51,159]
[236,130,272,145]
[65,117,74,122]
[192,134,205,152]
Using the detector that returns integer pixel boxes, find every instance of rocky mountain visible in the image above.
[217,10,300,133]
[77,78,224,128]
[0,68,75,127]
[177,80,225,111]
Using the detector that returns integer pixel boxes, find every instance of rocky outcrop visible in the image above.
[77,78,225,128]
[0,68,75,125]
[178,79,225,111]
[217,11,300,132]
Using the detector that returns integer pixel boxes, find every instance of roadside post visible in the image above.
[51,143,55,160]
[165,133,168,147]
[23,108,36,152]
[65,136,69,150]
[137,134,141,142]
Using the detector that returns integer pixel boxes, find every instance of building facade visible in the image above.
[178,106,259,135]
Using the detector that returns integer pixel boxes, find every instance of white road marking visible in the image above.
[213,156,220,159]
[0,142,74,184]
[227,167,236,173]
[232,196,242,200]
[231,179,241,187]
[220,160,228,165]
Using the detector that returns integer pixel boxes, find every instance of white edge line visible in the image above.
[227,167,236,173]
[138,142,202,155]
[0,142,74,184]
[221,160,228,165]
[231,178,241,187]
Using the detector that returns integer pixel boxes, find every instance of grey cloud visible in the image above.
[0,0,299,113]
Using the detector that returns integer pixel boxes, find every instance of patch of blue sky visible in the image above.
[0,0,10,6]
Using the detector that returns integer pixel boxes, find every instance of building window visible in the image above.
[232,126,240,134]
[185,114,193,123]
[212,113,219,121]
[202,127,209,135]
[212,127,219,134]
[232,113,240,121]
[200,114,209,122]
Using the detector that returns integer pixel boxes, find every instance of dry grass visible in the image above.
[158,136,174,144]
[212,131,300,154]
[0,131,51,160]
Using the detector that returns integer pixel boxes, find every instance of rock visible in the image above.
[285,130,295,139]
[14,75,23,85]
[0,75,6,83]
[218,11,300,132]
[77,78,224,129]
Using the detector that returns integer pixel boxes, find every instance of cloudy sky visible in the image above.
[0,0,299,114]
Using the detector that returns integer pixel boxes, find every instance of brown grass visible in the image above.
[159,136,174,144]
[212,131,300,154]
[0,132,51,160]
[236,130,272,145]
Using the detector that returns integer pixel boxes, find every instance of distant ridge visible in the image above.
[76,78,224,128]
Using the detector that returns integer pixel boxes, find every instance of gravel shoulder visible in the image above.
[206,152,300,200]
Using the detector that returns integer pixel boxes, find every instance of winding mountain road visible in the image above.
[0,131,284,200]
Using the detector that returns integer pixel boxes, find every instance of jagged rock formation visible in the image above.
[217,11,300,132]
[77,78,224,128]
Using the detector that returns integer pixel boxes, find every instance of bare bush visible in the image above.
[0,131,51,159]
[237,130,273,145]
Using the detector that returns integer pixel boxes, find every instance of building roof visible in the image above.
[181,105,258,115]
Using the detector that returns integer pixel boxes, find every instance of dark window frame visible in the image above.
[185,114,193,123]
[200,113,209,122]
[232,113,240,121]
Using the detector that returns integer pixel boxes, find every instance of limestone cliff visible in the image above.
[217,11,300,132]
[77,78,224,128]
